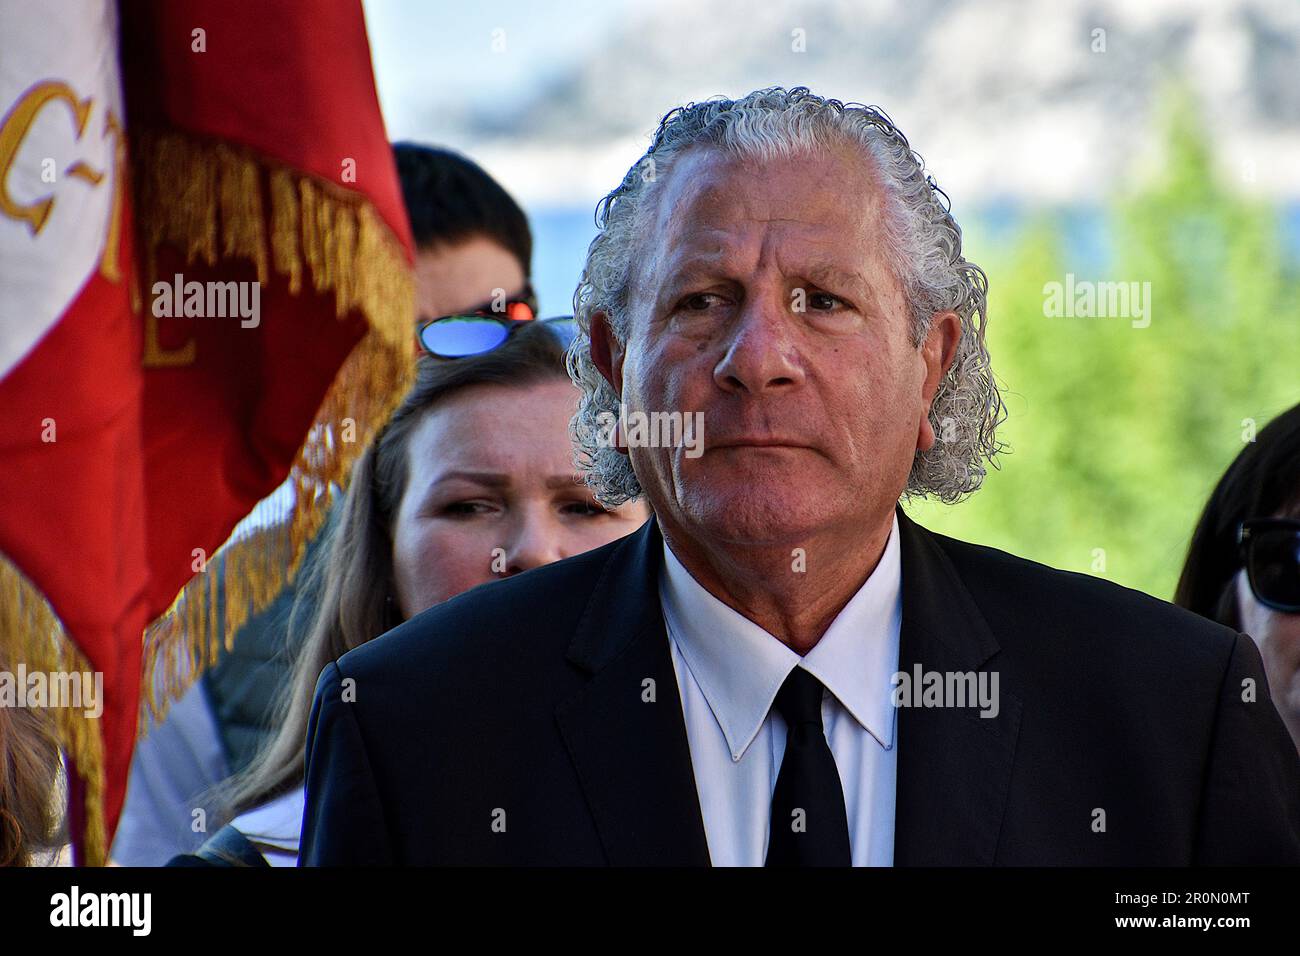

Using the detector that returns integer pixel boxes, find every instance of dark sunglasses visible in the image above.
[1237,518,1300,613]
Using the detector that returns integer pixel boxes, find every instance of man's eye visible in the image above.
[682,292,724,311]
[807,291,843,311]
[562,500,607,517]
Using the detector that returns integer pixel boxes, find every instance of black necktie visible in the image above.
[765,667,852,866]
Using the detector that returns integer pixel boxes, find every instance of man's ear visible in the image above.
[916,310,961,453]
[589,309,625,395]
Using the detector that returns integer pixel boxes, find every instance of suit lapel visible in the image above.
[555,509,1023,866]
[893,509,1022,865]
[555,516,712,865]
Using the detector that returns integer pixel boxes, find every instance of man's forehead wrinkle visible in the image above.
[657,218,875,286]
[632,142,898,308]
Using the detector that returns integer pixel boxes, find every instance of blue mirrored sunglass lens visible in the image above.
[420,318,510,357]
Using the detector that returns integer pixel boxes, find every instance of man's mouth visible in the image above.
[710,438,811,450]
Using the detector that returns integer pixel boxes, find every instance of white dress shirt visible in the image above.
[658,513,902,866]
[230,784,304,867]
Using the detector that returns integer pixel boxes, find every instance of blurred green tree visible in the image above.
[906,88,1300,601]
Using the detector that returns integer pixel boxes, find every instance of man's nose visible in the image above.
[713,292,805,395]
[500,511,566,575]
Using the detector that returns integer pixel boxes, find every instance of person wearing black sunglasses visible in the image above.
[1177,403,1300,754]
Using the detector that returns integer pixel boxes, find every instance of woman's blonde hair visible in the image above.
[218,322,571,818]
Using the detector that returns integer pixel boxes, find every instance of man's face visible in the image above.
[595,144,957,549]
[414,235,527,322]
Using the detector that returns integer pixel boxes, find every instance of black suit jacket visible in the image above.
[300,511,1300,865]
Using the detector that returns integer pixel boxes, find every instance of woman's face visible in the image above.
[390,378,650,618]
[1236,537,1300,753]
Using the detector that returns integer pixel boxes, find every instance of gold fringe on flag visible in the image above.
[2,129,414,865]
[135,129,416,717]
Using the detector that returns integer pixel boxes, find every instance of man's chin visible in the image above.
[673,483,830,548]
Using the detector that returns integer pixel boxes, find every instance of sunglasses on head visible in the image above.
[1237,518,1300,613]
[417,290,577,359]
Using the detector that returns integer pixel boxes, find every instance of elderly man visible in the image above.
[300,88,1300,866]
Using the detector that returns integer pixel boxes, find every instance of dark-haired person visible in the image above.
[395,142,534,325]
[1176,403,1300,755]
[112,143,541,865]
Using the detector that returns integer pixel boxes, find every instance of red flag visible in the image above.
[0,0,413,864]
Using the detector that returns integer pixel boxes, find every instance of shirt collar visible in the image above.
[658,512,902,761]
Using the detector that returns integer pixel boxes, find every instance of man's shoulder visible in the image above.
[333,534,625,688]
[925,524,1239,671]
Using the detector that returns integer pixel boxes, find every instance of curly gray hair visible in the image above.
[568,86,1004,507]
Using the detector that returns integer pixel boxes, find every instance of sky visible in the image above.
[362,0,628,142]
[359,0,1300,312]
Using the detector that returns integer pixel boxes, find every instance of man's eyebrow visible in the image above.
[648,259,722,313]
[804,264,882,310]
[544,474,587,490]
[655,253,741,294]
[660,258,875,290]
[651,258,885,314]
[804,263,867,292]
